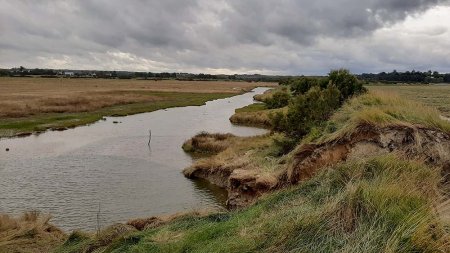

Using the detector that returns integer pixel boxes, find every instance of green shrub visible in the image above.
[273,85,340,139]
[328,69,366,102]
[265,91,290,109]
[290,77,319,96]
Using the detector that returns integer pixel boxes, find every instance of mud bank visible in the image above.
[184,123,450,208]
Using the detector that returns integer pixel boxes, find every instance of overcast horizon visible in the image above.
[1,0,450,75]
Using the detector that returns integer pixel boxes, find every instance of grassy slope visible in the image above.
[56,89,450,253]
[0,92,233,138]
[306,90,450,144]
[56,156,449,253]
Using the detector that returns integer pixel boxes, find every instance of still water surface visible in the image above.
[0,88,269,231]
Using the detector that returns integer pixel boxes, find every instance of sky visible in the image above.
[0,0,449,75]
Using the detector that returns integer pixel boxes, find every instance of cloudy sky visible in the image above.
[1,0,449,75]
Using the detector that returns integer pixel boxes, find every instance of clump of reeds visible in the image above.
[0,211,66,252]
[182,131,236,154]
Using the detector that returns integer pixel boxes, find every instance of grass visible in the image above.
[0,211,66,253]
[0,77,276,138]
[368,85,450,118]
[305,90,450,144]
[55,156,450,253]
[182,132,236,155]
[0,92,237,138]
[229,103,286,128]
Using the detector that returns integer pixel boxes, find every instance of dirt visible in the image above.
[185,123,450,208]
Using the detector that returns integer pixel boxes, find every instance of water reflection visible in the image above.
[0,88,269,231]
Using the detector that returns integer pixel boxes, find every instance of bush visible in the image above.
[290,77,318,95]
[273,85,340,139]
[328,69,365,102]
[271,69,364,140]
[265,90,290,109]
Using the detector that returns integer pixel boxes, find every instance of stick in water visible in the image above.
[148,129,152,146]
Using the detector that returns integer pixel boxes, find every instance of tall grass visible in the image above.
[182,132,236,154]
[0,211,66,252]
[57,156,450,252]
[314,91,450,143]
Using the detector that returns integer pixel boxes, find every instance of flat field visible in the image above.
[368,84,450,118]
[0,77,276,137]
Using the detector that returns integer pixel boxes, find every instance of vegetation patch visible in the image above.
[182,132,236,154]
[0,211,66,253]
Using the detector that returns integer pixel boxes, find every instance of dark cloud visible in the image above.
[0,0,448,74]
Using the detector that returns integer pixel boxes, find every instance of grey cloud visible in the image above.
[0,0,448,74]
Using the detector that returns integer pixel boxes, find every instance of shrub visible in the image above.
[328,69,365,102]
[290,77,319,96]
[265,91,290,109]
[273,85,341,139]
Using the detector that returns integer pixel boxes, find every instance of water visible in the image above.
[0,87,269,231]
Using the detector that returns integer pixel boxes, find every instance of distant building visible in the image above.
[64,71,75,77]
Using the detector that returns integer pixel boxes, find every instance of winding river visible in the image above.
[0,87,269,231]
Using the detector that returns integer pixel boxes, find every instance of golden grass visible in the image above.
[0,77,276,118]
[182,132,236,154]
[319,90,450,142]
[0,211,66,253]
[184,133,286,180]
[368,85,450,117]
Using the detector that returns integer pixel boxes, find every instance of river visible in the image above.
[0,87,269,231]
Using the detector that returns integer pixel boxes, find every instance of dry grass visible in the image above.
[317,90,450,143]
[183,134,284,180]
[368,85,450,117]
[230,106,285,128]
[57,156,450,253]
[182,132,236,154]
[0,77,276,118]
[0,211,66,253]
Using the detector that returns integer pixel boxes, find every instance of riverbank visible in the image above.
[3,78,450,252]
[51,90,450,252]
[52,74,450,252]
[0,78,276,138]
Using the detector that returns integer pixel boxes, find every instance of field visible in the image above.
[0,77,276,137]
[368,84,450,118]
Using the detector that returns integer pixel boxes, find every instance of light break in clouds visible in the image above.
[0,0,449,75]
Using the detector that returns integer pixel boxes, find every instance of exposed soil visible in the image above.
[185,123,450,208]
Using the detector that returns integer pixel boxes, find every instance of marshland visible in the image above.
[2,1,450,252]
[2,69,449,252]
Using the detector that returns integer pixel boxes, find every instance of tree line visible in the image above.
[359,70,450,84]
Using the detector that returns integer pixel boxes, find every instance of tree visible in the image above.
[328,69,364,102]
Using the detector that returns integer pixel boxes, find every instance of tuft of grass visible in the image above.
[230,105,286,128]
[182,132,236,154]
[57,156,450,252]
[0,211,66,253]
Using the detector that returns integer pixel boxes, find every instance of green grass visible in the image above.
[0,92,234,138]
[234,103,267,113]
[55,155,450,253]
[302,90,450,144]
